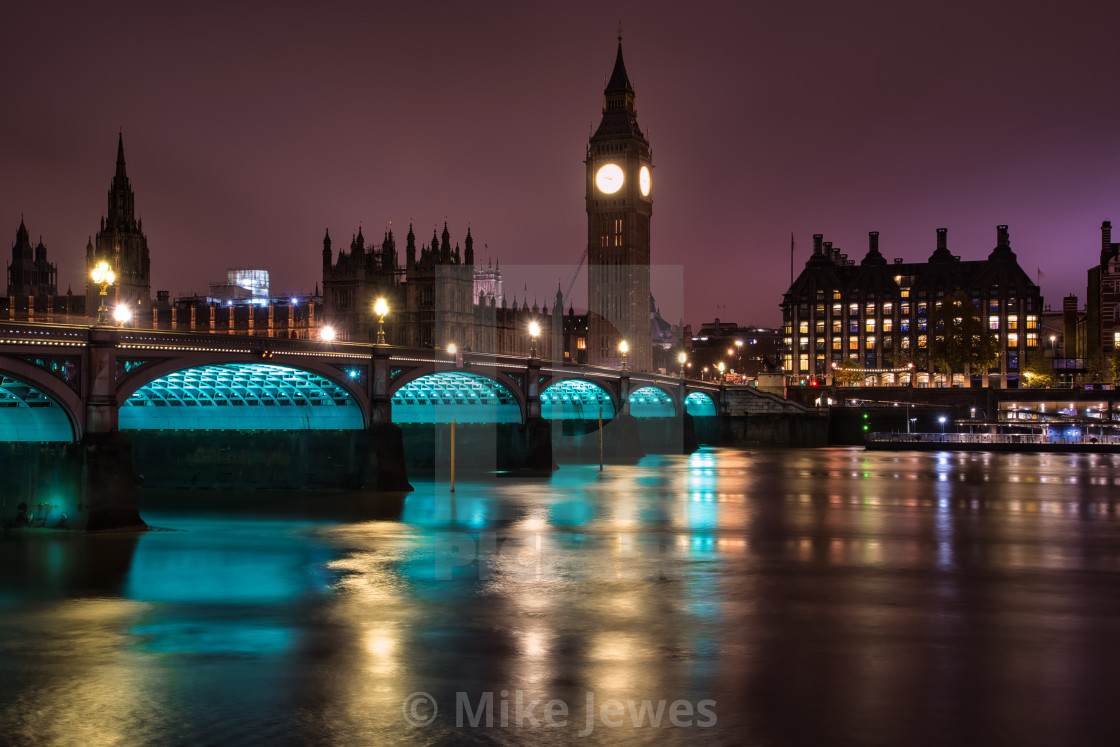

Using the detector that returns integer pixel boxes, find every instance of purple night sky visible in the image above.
[2,1,1118,328]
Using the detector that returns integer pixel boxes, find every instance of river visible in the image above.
[2,447,1120,745]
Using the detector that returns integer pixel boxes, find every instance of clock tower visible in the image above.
[586,33,652,371]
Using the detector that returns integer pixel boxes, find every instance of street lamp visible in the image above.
[529,321,540,358]
[447,343,457,356]
[374,297,388,344]
[619,339,629,371]
[90,260,116,324]
[939,415,947,433]
[113,304,132,327]
[678,351,687,378]
[718,361,725,381]
[320,325,336,342]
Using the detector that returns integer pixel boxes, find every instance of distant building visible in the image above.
[689,318,780,380]
[781,227,1043,387]
[6,217,57,304]
[209,268,270,304]
[85,134,151,318]
[1085,220,1120,358]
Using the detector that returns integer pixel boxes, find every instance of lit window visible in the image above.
[865,336,876,349]
[865,319,876,333]
[1007,315,1018,331]
[832,320,842,334]
[1026,333,1037,348]
[815,321,825,334]
[883,302,893,314]
[901,302,910,315]
[901,289,909,298]
[865,303,876,315]
[918,334,927,348]
[832,303,842,316]
[989,316,1000,330]
[902,337,910,350]
[832,338,842,350]
[882,318,893,332]
[577,338,586,349]
[1026,315,1038,329]
[832,291,841,301]
[799,321,808,334]
[1007,333,1019,345]
[849,303,859,316]
[848,336,858,350]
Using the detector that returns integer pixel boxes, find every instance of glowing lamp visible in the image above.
[374,297,389,344]
[113,304,132,325]
[321,326,336,342]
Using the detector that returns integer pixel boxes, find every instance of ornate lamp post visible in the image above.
[528,321,540,358]
[374,297,388,345]
[678,351,687,378]
[90,261,115,325]
[447,343,457,356]
[113,304,132,328]
[619,339,629,371]
[718,361,726,382]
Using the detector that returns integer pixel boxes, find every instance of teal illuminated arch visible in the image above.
[540,379,615,420]
[391,372,521,424]
[119,363,364,430]
[684,391,717,417]
[628,386,676,418]
[0,374,75,442]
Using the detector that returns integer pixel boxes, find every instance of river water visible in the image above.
[2,447,1120,746]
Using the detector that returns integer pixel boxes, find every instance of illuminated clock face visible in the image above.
[595,163,624,194]
[639,165,651,197]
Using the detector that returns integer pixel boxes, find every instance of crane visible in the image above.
[562,244,589,311]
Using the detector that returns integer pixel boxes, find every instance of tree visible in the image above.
[928,291,999,376]
[1021,350,1054,388]
[1083,351,1116,385]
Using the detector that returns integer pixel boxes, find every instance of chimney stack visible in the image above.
[812,234,823,255]
[997,225,1009,248]
[1104,221,1113,254]
[868,231,879,253]
[936,227,947,252]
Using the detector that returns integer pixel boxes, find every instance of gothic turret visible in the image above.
[464,227,474,265]
[406,223,417,270]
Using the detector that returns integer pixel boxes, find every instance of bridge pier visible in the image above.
[366,346,413,491]
[80,329,145,531]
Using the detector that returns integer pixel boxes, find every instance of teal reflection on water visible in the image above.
[125,518,334,604]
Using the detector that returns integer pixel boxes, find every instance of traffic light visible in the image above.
[862,412,869,432]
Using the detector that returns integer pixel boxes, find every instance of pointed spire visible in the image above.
[605,37,634,96]
[115,131,127,180]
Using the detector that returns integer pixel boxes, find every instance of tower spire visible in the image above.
[115,131,127,181]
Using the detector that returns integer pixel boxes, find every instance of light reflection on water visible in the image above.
[1,447,1120,745]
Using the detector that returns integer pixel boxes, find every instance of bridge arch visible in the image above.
[540,378,617,420]
[0,370,79,442]
[389,370,523,423]
[628,385,677,418]
[684,391,718,417]
[118,362,366,430]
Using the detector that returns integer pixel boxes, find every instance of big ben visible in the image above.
[586,33,652,371]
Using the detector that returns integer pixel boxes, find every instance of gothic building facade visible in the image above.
[781,226,1043,387]
[85,134,151,318]
[6,218,58,300]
